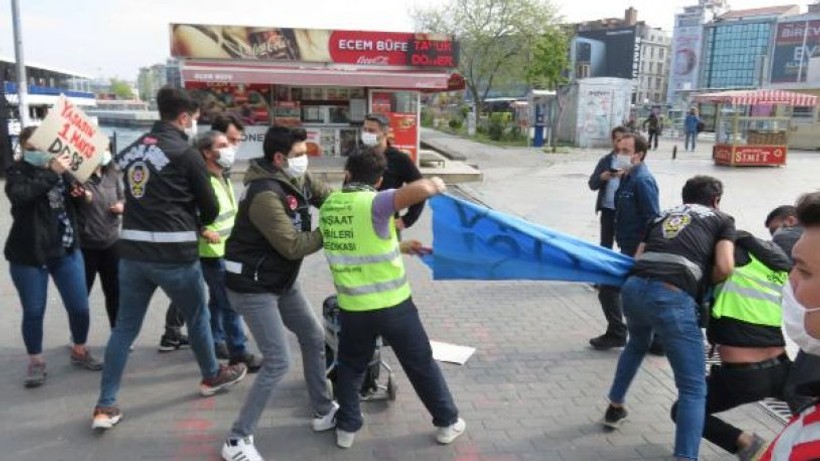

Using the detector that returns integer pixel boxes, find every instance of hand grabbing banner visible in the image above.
[422,194,634,287]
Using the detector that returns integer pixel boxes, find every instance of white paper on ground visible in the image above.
[430,340,476,365]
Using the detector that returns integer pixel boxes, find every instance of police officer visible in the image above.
[671,230,791,460]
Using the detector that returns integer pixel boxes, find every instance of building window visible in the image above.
[656,77,662,89]
[650,47,655,59]
[658,63,663,75]
[576,64,590,79]
[659,49,665,60]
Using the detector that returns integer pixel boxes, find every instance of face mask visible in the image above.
[101,150,113,166]
[615,155,632,171]
[361,132,380,147]
[782,280,820,355]
[216,147,236,169]
[285,155,309,178]
[23,150,52,168]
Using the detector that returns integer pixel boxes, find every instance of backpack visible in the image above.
[696,121,705,133]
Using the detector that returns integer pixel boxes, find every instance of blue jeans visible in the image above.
[97,258,219,408]
[201,258,247,358]
[608,277,706,460]
[685,132,698,151]
[10,249,90,354]
[336,297,459,432]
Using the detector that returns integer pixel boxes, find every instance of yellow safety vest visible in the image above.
[319,190,411,312]
[712,253,787,327]
[198,175,236,258]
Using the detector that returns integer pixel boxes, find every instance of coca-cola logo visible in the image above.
[356,56,390,65]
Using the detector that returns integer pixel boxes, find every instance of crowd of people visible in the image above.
[589,125,820,460]
[5,86,820,461]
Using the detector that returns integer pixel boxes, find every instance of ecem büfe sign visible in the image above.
[171,24,459,68]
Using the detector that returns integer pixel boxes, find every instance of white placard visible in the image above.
[430,340,476,365]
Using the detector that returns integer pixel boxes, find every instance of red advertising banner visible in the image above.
[171,24,459,68]
[388,113,419,163]
[714,144,787,166]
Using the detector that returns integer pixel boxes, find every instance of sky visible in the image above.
[0,0,812,81]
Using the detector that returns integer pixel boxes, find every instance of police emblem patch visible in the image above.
[662,212,691,239]
[286,195,298,211]
[128,162,150,199]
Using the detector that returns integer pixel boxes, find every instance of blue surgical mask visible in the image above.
[23,150,52,168]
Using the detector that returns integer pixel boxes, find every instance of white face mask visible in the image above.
[216,147,236,169]
[285,155,309,178]
[615,155,632,171]
[361,131,380,147]
[782,280,820,355]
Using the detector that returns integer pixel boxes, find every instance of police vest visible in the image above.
[198,175,236,258]
[224,177,312,294]
[708,253,787,347]
[319,190,411,312]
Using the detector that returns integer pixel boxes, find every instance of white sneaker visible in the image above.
[336,429,356,449]
[221,436,264,461]
[436,418,466,444]
[312,401,339,432]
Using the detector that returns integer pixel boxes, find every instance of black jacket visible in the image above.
[4,161,81,265]
[588,151,617,213]
[225,159,329,294]
[380,146,424,228]
[115,121,218,263]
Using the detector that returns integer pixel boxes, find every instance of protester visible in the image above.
[610,132,664,355]
[603,175,735,461]
[642,112,662,151]
[220,126,336,461]
[766,205,803,260]
[361,112,424,231]
[587,126,630,349]
[5,126,103,388]
[319,150,464,449]
[77,148,124,330]
[92,87,247,431]
[684,108,701,152]
[759,191,820,460]
[211,113,245,148]
[671,230,791,460]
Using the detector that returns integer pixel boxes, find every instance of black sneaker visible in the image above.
[589,334,626,350]
[602,404,628,429]
[214,342,229,360]
[229,353,263,373]
[648,339,665,356]
[158,333,190,353]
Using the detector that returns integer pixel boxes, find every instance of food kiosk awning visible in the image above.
[693,89,817,107]
[182,61,455,90]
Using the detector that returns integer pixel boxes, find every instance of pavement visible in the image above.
[1,129,815,460]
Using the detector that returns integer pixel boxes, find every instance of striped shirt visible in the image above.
[759,403,820,460]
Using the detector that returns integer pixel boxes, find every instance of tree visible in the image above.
[525,28,570,151]
[109,78,134,100]
[412,0,561,113]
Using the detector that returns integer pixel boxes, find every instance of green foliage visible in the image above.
[488,113,505,141]
[421,108,434,128]
[412,0,561,110]
[109,78,134,99]
[448,118,463,130]
[526,27,570,90]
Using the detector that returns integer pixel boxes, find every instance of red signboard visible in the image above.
[714,144,787,166]
[171,24,459,68]
[388,113,419,163]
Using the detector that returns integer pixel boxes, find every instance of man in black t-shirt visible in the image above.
[360,113,424,231]
[602,175,735,461]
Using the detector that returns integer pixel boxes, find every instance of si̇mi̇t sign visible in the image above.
[27,95,109,183]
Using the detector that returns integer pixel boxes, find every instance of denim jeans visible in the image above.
[201,258,247,358]
[97,258,219,408]
[608,276,706,460]
[336,297,459,433]
[10,249,90,354]
[685,132,698,151]
[226,281,333,438]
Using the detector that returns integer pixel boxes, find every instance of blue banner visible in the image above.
[422,195,634,286]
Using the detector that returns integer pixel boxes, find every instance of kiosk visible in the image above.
[693,89,817,167]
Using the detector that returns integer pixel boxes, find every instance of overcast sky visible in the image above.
[0,0,810,81]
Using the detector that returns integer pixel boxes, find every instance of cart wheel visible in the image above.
[387,372,397,401]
